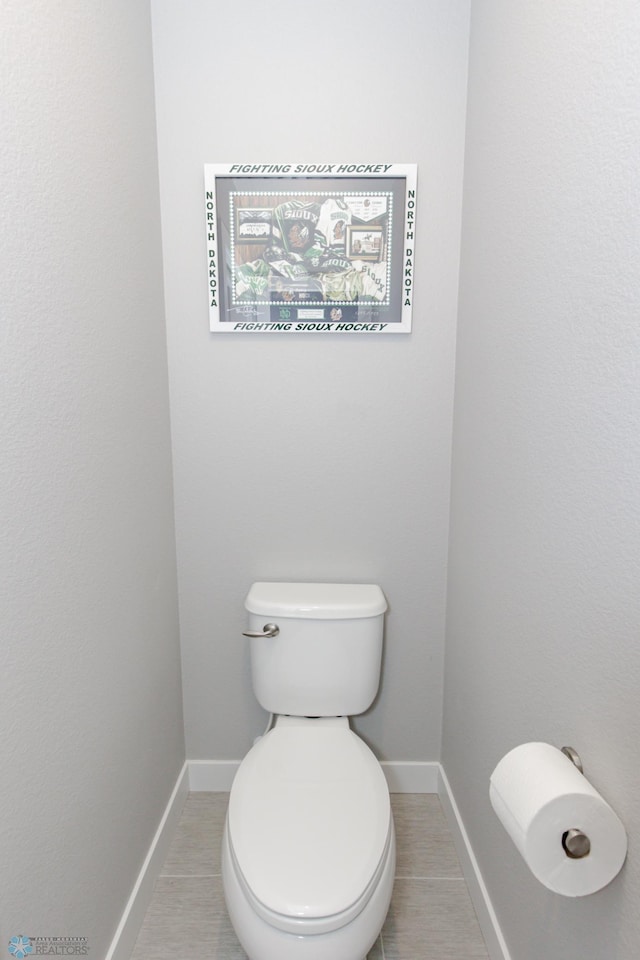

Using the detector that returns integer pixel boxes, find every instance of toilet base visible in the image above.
[222,819,395,960]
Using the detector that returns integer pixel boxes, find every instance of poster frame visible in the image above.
[204,163,417,334]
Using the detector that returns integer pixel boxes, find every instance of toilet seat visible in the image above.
[227,716,392,935]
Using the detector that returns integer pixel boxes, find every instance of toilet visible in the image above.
[222,581,395,960]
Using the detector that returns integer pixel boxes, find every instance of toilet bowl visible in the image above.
[222,582,394,960]
[223,716,395,960]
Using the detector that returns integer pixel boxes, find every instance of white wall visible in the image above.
[444,2,640,958]
[151,0,470,761]
[0,2,184,957]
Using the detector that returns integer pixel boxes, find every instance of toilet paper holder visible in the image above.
[560,746,590,859]
[561,745,583,774]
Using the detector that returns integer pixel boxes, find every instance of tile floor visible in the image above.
[131,792,489,960]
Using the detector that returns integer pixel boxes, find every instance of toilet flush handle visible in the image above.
[242,623,280,638]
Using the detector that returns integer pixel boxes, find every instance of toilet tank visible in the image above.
[244,582,387,717]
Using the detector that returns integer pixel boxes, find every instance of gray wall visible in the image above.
[0,2,184,957]
[444,2,640,958]
[151,0,471,761]
[5,2,637,955]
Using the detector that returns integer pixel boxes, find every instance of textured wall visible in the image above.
[0,2,183,956]
[151,0,470,761]
[444,2,640,958]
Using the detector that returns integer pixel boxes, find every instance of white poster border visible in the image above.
[204,163,417,334]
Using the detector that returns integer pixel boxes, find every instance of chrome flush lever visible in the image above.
[242,623,280,639]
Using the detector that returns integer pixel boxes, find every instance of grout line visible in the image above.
[379,932,387,960]
[395,874,466,881]
[159,871,468,881]
[159,873,468,883]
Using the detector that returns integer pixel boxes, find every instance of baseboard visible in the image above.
[187,759,440,794]
[188,760,240,791]
[438,766,511,960]
[381,760,440,793]
[104,762,189,960]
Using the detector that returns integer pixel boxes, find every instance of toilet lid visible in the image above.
[227,718,391,924]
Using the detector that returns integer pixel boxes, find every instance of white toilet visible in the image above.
[222,581,395,960]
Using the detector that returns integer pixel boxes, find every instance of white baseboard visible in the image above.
[187,759,440,794]
[381,760,440,793]
[438,766,510,960]
[104,762,189,960]
[188,760,240,791]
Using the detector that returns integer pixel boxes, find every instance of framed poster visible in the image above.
[204,163,417,334]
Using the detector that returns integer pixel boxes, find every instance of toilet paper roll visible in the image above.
[490,742,627,897]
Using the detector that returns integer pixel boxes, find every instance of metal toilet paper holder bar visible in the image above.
[560,746,591,859]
